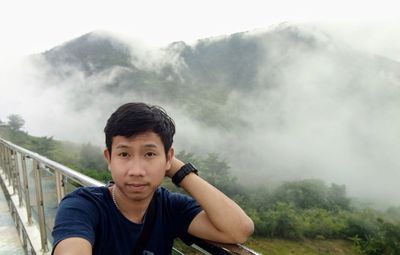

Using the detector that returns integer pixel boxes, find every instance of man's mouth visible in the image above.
[126,183,147,191]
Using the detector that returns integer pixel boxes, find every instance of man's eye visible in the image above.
[118,152,129,158]
[145,152,156,157]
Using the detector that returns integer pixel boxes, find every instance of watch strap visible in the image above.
[172,163,198,187]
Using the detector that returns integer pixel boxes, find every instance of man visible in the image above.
[52,102,254,255]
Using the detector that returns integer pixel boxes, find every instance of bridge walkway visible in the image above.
[0,185,25,254]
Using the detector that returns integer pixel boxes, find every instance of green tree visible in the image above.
[79,143,107,171]
[200,153,242,196]
[386,206,400,222]
[7,114,25,131]
[262,202,302,239]
[355,218,400,255]
[32,136,56,157]
[327,183,350,210]
[175,151,241,196]
[344,209,378,239]
[299,208,348,238]
[273,179,329,210]
[272,179,350,211]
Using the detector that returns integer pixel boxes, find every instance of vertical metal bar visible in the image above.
[3,145,7,177]
[6,147,12,186]
[21,228,27,251]
[61,175,66,199]
[1,143,5,172]
[3,145,8,178]
[0,143,4,171]
[4,146,8,177]
[0,143,4,170]
[0,143,5,173]
[32,159,49,252]
[14,152,24,206]
[55,171,63,204]
[22,155,33,225]
[11,150,17,194]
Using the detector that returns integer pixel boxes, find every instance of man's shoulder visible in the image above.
[156,187,199,207]
[62,186,108,204]
[67,185,106,195]
[155,187,202,237]
[156,186,184,200]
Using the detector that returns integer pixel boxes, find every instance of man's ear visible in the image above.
[166,147,174,169]
[104,149,111,171]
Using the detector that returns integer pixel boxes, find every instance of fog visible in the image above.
[232,35,400,205]
[0,23,399,207]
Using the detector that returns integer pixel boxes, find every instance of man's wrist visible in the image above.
[172,163,198,187]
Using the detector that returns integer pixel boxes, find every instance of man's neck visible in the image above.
[109,186,154,224]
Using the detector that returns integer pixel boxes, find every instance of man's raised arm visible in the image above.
[167,157,254,244]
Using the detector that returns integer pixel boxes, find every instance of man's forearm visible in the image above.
[170,158,254,243]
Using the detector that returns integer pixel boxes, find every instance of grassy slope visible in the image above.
[173,237,359,255]
[245,237,359,255]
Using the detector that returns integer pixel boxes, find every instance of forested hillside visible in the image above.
[2,125,400,254]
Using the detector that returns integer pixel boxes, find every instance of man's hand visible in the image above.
[165,157,185,178]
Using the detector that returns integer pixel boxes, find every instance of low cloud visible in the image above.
[1,23,399,207]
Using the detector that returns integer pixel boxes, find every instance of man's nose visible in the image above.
[127,158,145,176]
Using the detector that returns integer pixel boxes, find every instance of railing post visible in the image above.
[33,159,49,252]
[1,144,5,173]
[0,143,4,170]
[14,152,24,206]
[6,147,12,186]
[55,171,65,204]
[4,146,8,177]
[0,143,5,172]
[11,150,18,194]
[22,155,33,225]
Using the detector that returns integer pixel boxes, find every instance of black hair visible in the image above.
[104,102,175,155]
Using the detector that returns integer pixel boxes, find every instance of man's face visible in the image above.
[104,131,173,202]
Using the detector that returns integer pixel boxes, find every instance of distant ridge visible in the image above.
[32,23,400,129]
[43,31,134,76]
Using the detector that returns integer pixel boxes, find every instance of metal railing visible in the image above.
[0,137,259,255]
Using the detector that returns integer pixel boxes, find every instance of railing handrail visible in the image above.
[0,137,104,187]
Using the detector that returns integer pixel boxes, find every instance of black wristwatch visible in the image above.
[172,163,198,187]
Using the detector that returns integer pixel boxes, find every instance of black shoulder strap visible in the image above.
[132,192,158,255]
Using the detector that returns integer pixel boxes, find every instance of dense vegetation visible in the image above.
[1,122,400,254]
[0,119,110,182]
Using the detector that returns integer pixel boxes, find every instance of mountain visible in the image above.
[37,24,400,95]
[28,24,400,201]
[32,23,400,135]
[43,31,134,76]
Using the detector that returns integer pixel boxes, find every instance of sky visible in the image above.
[0,0,400,205]
[1,0,400,60]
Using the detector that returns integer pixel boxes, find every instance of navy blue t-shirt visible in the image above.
[52,186,202,255]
